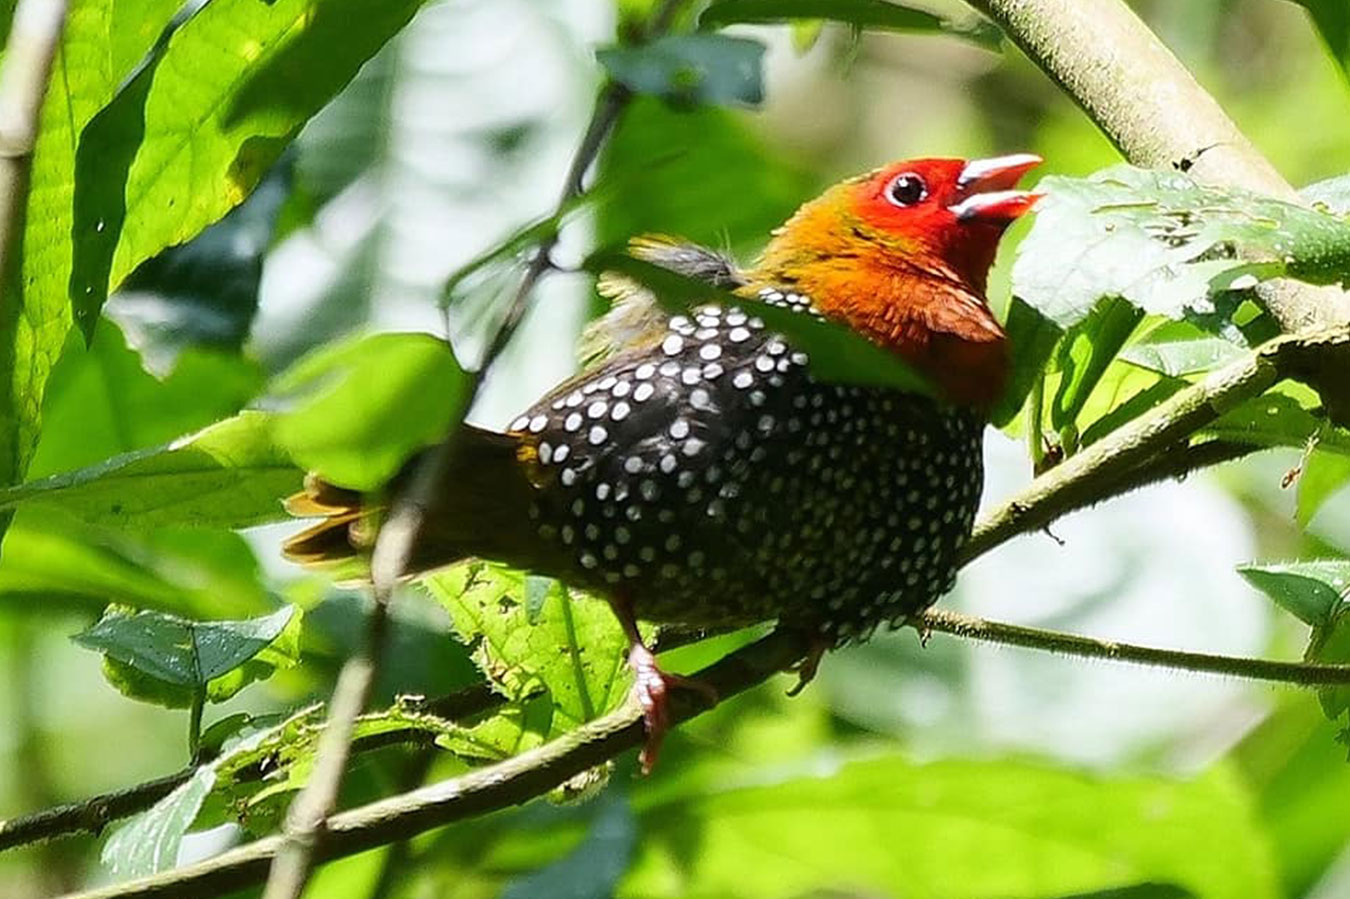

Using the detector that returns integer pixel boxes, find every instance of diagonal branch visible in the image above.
[963,0,1350,332]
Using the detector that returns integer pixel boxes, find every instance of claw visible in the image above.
[785,636,830,697]
[628,643,717,773]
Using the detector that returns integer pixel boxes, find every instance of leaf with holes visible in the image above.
[425,562,636,733]
[1012,165,1350,331]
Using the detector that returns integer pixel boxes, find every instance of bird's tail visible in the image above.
[282,424,544,577]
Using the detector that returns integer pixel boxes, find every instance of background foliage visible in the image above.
[2,0,1350,897]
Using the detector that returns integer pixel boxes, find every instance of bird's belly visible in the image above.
[518,313,984,644]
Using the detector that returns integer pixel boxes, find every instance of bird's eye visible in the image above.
[885,173,927,207]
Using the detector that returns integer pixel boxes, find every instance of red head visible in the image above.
[751,154,1042,409]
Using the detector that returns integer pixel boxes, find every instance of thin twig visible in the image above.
[917,608,1350,686]
[964,0,1350,331]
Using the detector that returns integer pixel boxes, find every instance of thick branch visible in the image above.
[965,0,1350,332]
[963,326,1350,562]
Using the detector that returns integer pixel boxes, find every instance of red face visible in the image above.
[849,154,1042,287]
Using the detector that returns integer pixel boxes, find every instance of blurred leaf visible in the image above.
[1049,887,1195,899]
[1050,296,1144,434]
[1298,447,1350,526]
[992,296,1061,428]
[1292,2,1350,82]
[0,412,301,529]
[503,793,637,899]
[1308,603,1350,721]
[102,765,216,880]
[596,98,810,254]
[270,332,470,491]
[425,562,636,733]
[0,513,270,618]
[1012,165,1350,330]
[27,322,263,481]
[74,605,299,707]
[69,0,424,337]
[1238,560,1350,626]
[620,755,1280,898]
[106,155,293,370]
[1303,170,1350,212]
[597,35,766,107]
[588,252,937,397]
[698,0,1001,50]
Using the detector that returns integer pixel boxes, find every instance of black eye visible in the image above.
[886,173,927,207]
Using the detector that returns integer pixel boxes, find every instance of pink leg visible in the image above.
[609,597,716,773]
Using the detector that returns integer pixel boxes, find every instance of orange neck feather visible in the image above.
[748,199,1009,410]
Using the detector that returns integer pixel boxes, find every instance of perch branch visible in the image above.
[964,0,1350,332]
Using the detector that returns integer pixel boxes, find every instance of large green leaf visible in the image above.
[8,0,183,489]
[621,755,1280,899]
[1012,165,1350,330]
[101,764,217,880]
[0,412,302,529]
[70,0,424,337]
[425,562,635,734]
[269,331,470,491]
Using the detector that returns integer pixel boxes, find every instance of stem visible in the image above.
[1025,374,1045,472]
[917,608,1350,687]
[188,688,205,763]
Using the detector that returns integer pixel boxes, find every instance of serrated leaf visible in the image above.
[597,35,766,107]
[425,562,635,733]
[1012,165,1350,331]
[74,605,298,708]
[270,332,470,491]
[1238,561,1350,626]
[698,0,1001,50]
[0,412,301,529]
[101,764,216,880]
[588,252,937,398]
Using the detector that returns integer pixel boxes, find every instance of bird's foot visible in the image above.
[785,636,830,697]
[628,643,717,774]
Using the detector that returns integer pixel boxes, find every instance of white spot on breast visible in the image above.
[733,371,754,389]
[662,335,684,356]
[699,343,722,361]
[611,401,631,421]
[588,425,608,445]
[510,415,530,431]
[564,412,583,432]
[587,401,608,418]
[669,419,690,439]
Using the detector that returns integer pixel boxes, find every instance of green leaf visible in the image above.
[270,332,470,491]
[10,0,185,490]
[1304,171,1350,214]
[1119,332,1247,378]
[1202,390,1350,455]
[991,296,1061,428]
[101,765,217,880]
[1012,165,1350,330]
[70,0,424,337]
[73,605,299,708]
[597,35,766,107]
[1292,2,1350,82]
[1050,296,1144,433]
[698,0,1000,50]
[1298,447,1350,526]
[0,412,302,529]
[1238,561,1350,626]
[587,252,937,397]
[425,562,635,733]
[621,755,1279,899]
[1308,603,1350,721]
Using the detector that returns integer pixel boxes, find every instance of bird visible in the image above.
[283,153,1042,769]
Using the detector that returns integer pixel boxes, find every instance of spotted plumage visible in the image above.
[284,153,1043,769]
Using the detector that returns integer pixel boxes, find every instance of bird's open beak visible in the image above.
[948,153,1043,223]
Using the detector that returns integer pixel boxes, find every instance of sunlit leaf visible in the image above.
[425,562,636,733]
[269,332,470,491]
[1012,165,1350,330]
[991,296,1061,429]
[597,35,766,107]
[101,765,217,880]
[1050,296,1144,436]
[0,412,301,529]
[1298,447,1350,526]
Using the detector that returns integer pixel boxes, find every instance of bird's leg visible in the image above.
[608,595,716,773]
[785,634,831,697]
